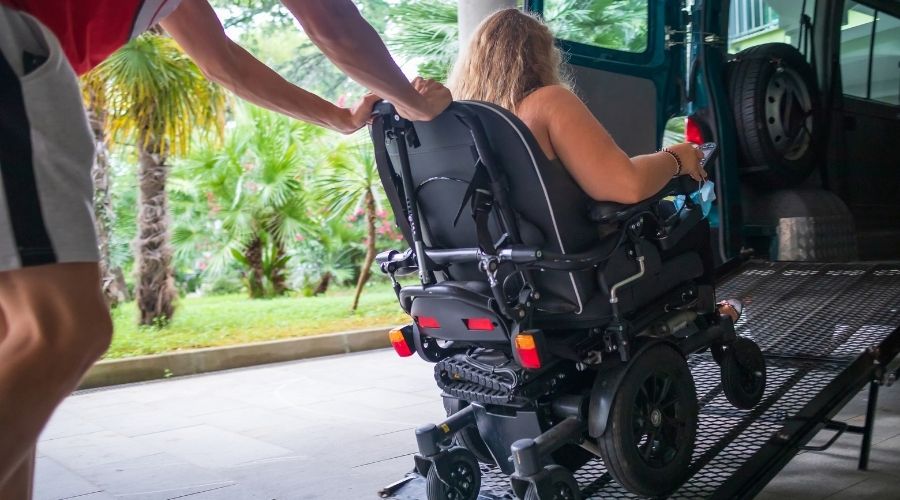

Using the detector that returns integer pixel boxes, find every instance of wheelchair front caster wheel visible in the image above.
[523,466,581,500]
[597,343,697,497]
[425,448,481,500]
[721,336,766,409]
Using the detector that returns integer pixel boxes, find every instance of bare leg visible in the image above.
[0,448,34,500]
[0,263,112,489]
[717,299,743,323]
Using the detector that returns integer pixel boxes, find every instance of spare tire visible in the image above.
[726,43,822,189]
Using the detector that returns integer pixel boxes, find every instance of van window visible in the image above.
[727,0,816,54]
[841,3,900,105]
[542,0,648,53]
[871,11,900,105]
[841,2,877,100]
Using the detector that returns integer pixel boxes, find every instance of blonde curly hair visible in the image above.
[448,8,570,113]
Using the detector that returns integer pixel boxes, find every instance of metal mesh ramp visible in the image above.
[384,261,900,499]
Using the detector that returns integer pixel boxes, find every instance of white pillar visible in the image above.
[458,0,517,53]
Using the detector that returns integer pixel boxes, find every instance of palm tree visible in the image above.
[81,85,130,306]
[290,216,361,297]
[316,138,382,310]
[83,33,225,325]
[173,104,322,298]
[385,0,647,83]
[387,0,459,81]
[543,0,648,52]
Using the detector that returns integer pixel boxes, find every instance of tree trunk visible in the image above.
[313,272,332,296]
[87,100,129,306]
[244,236,265,299]
[271,240,289,296]
[351,189,377,311]
[135,141,176,326]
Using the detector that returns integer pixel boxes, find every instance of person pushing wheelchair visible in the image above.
[0,1,450,497]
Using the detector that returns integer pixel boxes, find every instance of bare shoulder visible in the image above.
[520,84,579,109]
[519,85,589,121]
[516,86,578,160]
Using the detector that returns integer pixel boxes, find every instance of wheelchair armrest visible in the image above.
[657,204,703,251]
[589,198,655,225]
[588,176,700,224]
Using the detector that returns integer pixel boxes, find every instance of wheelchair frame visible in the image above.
[371,102,762,499]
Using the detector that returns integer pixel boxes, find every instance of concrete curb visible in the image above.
[78,327,392,390]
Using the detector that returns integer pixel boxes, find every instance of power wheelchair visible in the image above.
[370,101,767,499]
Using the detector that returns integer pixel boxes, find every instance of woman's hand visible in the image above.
[337,93,382,134]
[667,142,707,182]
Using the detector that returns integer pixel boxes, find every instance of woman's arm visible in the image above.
[533,86,703,204]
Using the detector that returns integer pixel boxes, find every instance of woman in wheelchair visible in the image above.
[371,8,764,500]
[445,8,739,321]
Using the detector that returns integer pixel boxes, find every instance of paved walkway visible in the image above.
[35,349,900,500]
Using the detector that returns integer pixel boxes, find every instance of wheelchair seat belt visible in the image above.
[451,159,497,254]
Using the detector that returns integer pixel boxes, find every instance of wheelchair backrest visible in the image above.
[370,101,599,314]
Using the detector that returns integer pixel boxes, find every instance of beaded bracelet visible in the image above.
[662,148,683,177]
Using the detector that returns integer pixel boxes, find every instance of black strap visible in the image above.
[371,118,413,244]
[0,47,57,266]
[452,158,489,227]
[472,188,496,254]
[449,157,498,254]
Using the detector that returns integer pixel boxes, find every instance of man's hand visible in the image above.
[336,93,382,134]
[394,77,452,122]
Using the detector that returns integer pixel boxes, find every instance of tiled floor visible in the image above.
[34,349,900,500]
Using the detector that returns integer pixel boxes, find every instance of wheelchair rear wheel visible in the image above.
[597,344,697,497]
[425,448,481,500]
[721,336,767,409]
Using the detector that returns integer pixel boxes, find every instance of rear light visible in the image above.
[686,116,704,144]
[514,333,542,369]
[416,316,440,329]
[464,317,495,331]
[389,327,414,357]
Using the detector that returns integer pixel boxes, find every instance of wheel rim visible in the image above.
[632,372,687,468]
[735,345,765,396]
[551,482,576,500]
[740,367,762,394]
[445,462,476,500]
[764,64,814,161]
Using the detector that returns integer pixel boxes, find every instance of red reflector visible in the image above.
[685,116,704,144]
[416,316,441,329]
[515,334,541,369]
[389,329,413,357]
[464,317,494,331]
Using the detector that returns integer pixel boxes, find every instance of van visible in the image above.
[526,0,900,262]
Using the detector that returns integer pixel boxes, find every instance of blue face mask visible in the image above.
[673,180,716,218]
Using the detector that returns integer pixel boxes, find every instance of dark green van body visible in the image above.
[525,0,900,263]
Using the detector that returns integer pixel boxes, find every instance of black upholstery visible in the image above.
[374,101,602,313]
[371,101,704,327]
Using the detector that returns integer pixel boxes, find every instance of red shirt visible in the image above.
[1,0,181,75]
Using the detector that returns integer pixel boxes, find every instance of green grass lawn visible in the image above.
[105,287,409,359]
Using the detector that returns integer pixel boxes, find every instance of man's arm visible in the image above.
[282,0,450,121]
[160,0,374,133]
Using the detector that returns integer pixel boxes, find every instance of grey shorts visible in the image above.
[0,5,98,271]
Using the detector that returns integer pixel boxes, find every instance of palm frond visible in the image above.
[82,33,227,157]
